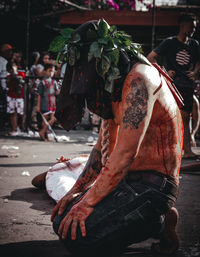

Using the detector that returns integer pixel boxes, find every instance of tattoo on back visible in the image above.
[123,78,148,129]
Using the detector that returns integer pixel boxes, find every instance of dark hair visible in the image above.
[178,13,198,25]
[13,50,26,70]
[6,61,14,72]
[38,51,50,65]
[30,51,40,66]
[44,63,54,71]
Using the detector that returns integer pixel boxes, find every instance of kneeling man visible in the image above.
[42,20,184,256]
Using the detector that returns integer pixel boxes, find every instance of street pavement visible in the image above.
[0,129,200,257]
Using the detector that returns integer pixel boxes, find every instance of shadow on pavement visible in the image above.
[0,240,70,257]
[0,162,55,167]
[2,187,55,215]
[0,240,189,257]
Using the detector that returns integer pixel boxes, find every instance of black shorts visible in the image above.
[176,85,194,113]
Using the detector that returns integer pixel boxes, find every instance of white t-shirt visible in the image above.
[0,56,8,89]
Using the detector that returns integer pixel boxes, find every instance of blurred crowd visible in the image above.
[0,11,200,151]
[0,44,101,140]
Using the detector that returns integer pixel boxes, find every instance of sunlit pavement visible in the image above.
[0,129,200,257]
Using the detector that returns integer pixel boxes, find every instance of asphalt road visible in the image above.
[0,129,200,257]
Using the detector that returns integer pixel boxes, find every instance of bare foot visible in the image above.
[151,207,179,255]
[32,171,48,189]
[191,134,197,147]
[182,154,200,159]
[39,130,47,141]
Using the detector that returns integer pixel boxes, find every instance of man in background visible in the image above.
[147,13,200,159]
[0,44,13,130]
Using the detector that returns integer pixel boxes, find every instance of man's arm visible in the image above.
[147,50,176,78]
[146,50,159,63]
[36,94,41,112]
[187,61,200,80]
[51,128,103,220]
[82,65,158,207]
[73,147,102,192]
[57,64,160,240]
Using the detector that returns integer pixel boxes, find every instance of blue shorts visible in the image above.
[53,170,178,256]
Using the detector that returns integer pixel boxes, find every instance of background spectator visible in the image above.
[29,51,40,77]
[36,63,59,141]
[35,51,50,77]
[28,51,41,126]
[6,61,25,135]
[12,50,26,72]
[147,13,200,159]
[0,43,13,130]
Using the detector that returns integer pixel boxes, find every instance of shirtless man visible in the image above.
[50,64,183,255]
[32,20,183,256]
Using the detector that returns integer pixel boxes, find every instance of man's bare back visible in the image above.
[101,63,183,180]
[33,62,182,256]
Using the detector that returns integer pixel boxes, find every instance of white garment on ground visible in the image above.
[45,156,88,202]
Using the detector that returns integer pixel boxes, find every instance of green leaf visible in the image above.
[111,67,120,77]
[98,37,109,45]
[107,67,120,82]
[109,25,117,34]
[108,49,119,66]
[89,42,102,58]
[68,47,76,66]
[101,55,111,76]
[96,59,105,79]
[98,19,110,37]
[105,79,114,94]
[88,51,94,62]
[107,38,117,50]
[49,35,66,53]
[60,28,74,39]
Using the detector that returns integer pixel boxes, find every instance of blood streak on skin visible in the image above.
[101,120,110,166]
[158,124,169,175]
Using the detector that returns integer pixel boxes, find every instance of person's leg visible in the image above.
[151,207,179,255]
[7,96,17,134]
[52,177,172,256]
[191,95,200,147]
[39,113,48,141]
[48,113,56,126]
[32,171,48,189]
[177,87,199,158]
[10,112,18,132]
[16,98,25,132]
[44,113,56,140]
[181,109,197,158]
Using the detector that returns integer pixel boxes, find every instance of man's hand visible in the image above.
[51,190,81,222]
[187,71,197,81]
[167,70,176,78]
[58,200,94,240]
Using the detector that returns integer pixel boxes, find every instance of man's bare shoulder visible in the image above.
[121,62,180,121]
[123,63,161,96]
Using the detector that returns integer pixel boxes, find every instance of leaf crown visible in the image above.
[49,19,143,93]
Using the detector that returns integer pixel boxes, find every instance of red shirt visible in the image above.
[7,71,25,98]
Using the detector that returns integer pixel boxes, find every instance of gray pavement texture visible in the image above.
[0,129,200,257]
